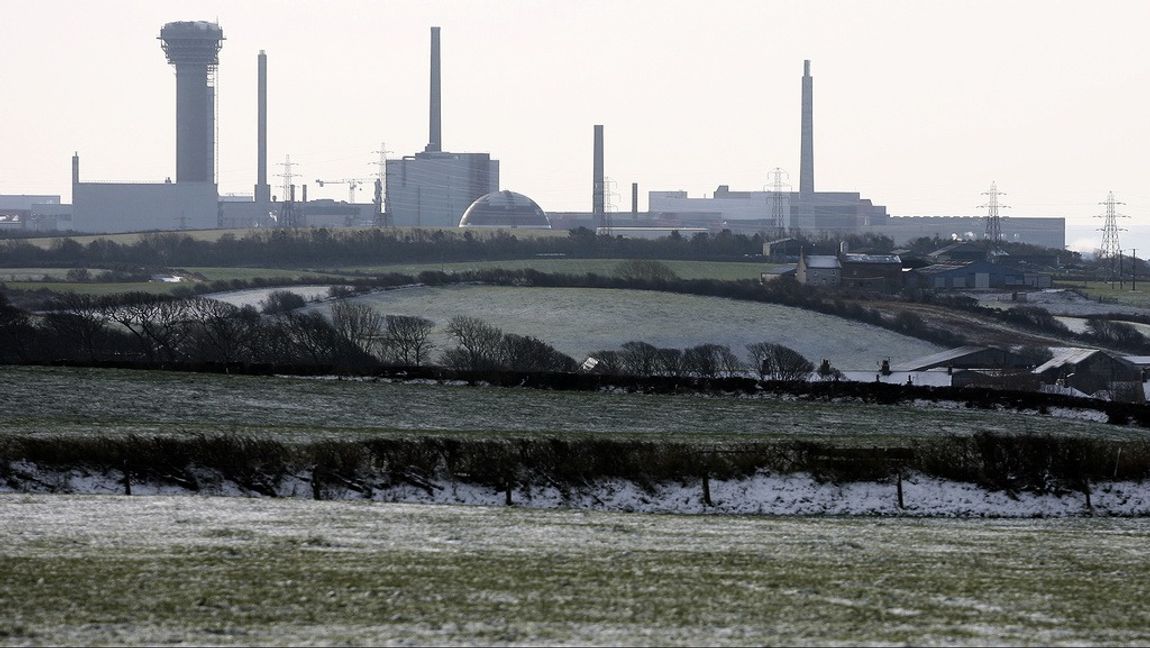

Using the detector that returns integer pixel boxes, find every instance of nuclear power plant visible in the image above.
[0,21,1065,249]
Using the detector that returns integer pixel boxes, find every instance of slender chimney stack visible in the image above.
[425,27,442,153]
[800,60,814,194]
[254,50,271,203]
[593,125,605,219]
[71,152,80,186]
[631,182,639,216]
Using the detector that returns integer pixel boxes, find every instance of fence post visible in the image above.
[702,473,713,507]
[505,480,513,506]
[895,468,904,510]
[122,459,132,496]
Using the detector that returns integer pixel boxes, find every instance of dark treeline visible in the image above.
[4,431,1148,498]
[0,228,771,268]
[0,289,580,374]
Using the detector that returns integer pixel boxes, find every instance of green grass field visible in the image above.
[1,495,1148,646]
[0,366,1135,444]
[0,281,182,296]
[1060,280,1150,309]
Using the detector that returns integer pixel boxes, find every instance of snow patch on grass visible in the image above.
[4,465,1147,517]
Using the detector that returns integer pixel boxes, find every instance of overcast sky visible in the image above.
[1,0,1148,253]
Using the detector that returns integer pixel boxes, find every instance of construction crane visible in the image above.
[314,178,373,203]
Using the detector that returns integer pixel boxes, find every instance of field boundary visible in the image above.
[3,434,1148,516]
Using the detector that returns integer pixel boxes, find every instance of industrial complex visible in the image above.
[0,21,1065,249]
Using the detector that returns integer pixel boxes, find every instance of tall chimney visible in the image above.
[593,124,605,219]
[254,50,270,203]
[631,182,638,217]
[71,152,80,186]
[800,59,814,194]
[425,27,442,153]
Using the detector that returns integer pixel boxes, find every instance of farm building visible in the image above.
[892,346,1032,372]
[906,260,1051,290]
[839,253,903,291]
[1035,348,1143,401]
[796,252,840,287]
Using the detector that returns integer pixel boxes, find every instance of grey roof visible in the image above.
[1034,347,1104,374]
[912,262,972,275]
[804,255,840,269]
[841,253,901,265]
[891,345,995,372]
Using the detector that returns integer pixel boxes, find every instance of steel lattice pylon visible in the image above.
[978,182,1009,245]
[766,167,790,235]
[1097,191,1128,260]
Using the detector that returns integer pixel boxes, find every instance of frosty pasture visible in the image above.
[0,366,1137,442]
[2,496,1149,646]
[323,284,943,369]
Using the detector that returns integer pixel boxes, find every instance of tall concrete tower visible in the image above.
[160,21,224,184]
[425,26,442,153]
[254,50,271,203]
[592,124,605,221]
[799,60,814,195]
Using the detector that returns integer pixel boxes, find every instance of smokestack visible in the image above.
[71,152,79,186]
[301,184,308,204]
[425,27,442,153]
[254,50,270,203]
[160,21,225,184]
[631,182,638,216]
[800,59,814,194]
[593,125,605,218]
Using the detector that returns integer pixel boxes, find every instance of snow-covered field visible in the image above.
[316,284,943,370]
[2,495,1149,646]
[204,285,335,307]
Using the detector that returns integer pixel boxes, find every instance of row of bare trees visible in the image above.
[586,340,815,381]
[2,290,815,380]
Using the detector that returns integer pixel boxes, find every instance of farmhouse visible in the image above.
[796,251,840,287]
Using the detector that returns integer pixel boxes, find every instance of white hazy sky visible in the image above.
[1,0,1148,253]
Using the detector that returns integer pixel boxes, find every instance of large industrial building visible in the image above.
[639,60,1066,248]
[70,21,224,234]
[3,22,1066,250]
[386,27,501,228]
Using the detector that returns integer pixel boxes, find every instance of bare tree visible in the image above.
[281,311,362,366]
[47,293,108,360]
[499,334,576,372]
[330,300,385,356]
[747,342,814,381]
[383,314,436,366]
[715,345,745,377]
[186,298,262,363]
[682,344,731,379]
[620,341,660,376]
[442,316,504,370]
[655,347,684,377]
[99,293,194,362]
